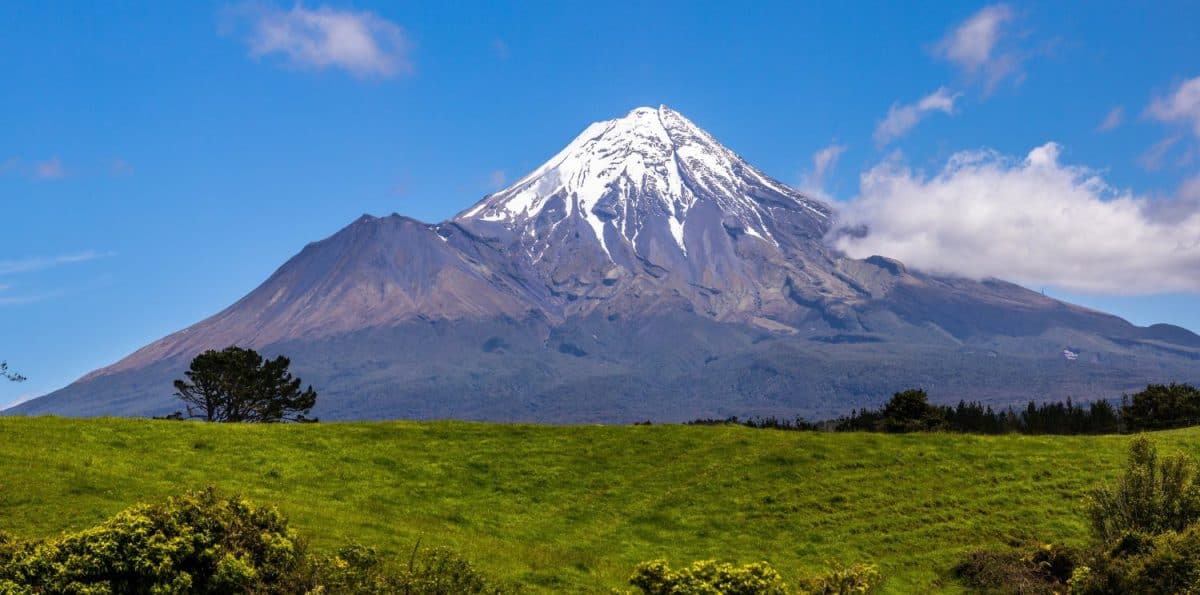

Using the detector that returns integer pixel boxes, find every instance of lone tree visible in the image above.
[879,388,945,433]
[1,361,24,382]
[172,346,317,422]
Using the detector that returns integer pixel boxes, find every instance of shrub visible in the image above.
[794,561,882,594]
[0,487,304,593]
[0,489,505,594]
[629,559,788,594]
[295,543,503,594]
[1085,436,1200,543]
[954,543,1077,594]
[1069,525,1200,594]
[627,559,880,595]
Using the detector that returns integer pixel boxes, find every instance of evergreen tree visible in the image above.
[1121,383,1200,431]
[172,346,317,423]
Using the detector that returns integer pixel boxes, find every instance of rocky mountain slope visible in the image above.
[11,106,1199,421]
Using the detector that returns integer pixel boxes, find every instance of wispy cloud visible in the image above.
[874,87,960,147]
[1,393,43,409]
[33,157,65,180]
[800,142,847,195]
[834,143,1200,295]
[231,2,413,78]
[932,4,1024,94]
[0,250,114,276]
[0,290,65,306]
[1147,75,1200,138]
[1138,134,1183,171]
[1097,106,1124,132]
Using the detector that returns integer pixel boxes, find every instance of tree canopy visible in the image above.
[1121,383,1200,431]
[172,346,317,423]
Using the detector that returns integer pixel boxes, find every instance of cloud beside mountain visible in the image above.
[834,143,1200,294]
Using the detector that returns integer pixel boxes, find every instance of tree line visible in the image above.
[688,383,1200,435]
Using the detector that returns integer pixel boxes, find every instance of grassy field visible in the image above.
[1,417,1197,592]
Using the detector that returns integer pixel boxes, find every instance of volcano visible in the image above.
[12,106,1200,422]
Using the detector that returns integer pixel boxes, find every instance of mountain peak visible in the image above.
[456,105,829,261]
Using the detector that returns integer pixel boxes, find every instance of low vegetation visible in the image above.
[4,417,1200,591]
[624,558,881,594]
[955,436,1200,593]
[695,383,1200,436]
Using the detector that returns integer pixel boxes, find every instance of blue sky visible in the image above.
[3,1,1199,408]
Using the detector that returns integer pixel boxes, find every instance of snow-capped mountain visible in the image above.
[457,105,830,258]
[445,105,858,323]
[12,106,1200,422]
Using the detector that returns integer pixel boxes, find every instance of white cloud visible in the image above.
[833,143,1200,294]
[800,143,847,194]
[874,87,960,147]
[0,251,114,276]
[933,4,1023,93]
[1098,106,1124,132]
[236,3,412,78]
[1148,76,1200,137]
[34,157,65,180]
[812,143,847,182]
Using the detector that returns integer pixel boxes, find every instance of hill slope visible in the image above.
[3,417,1200,592]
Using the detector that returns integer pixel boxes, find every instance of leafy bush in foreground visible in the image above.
[1086,436,1200,543]
[626,559,880,594]
[1068,525,1200,594]
[0,488,503,594]
[0,487,303,593]
[956,437,1200,593]
[629,559,787,594]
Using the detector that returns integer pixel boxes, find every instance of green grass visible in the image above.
[2,417,1198,593]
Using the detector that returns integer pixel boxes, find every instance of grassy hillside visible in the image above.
[2,418,1198,592]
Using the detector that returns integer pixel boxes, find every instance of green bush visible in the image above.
[1069,526,1200,594]
[1086,436,1200,543]
[793,561,881,594]
[960,437,1200,593]
[626,559,880,595]
[0,489,505,594]
[0,487,304,594]
[629,559,788,594]
[293,543,503,594]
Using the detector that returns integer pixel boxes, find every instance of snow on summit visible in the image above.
[457,105,829,259]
